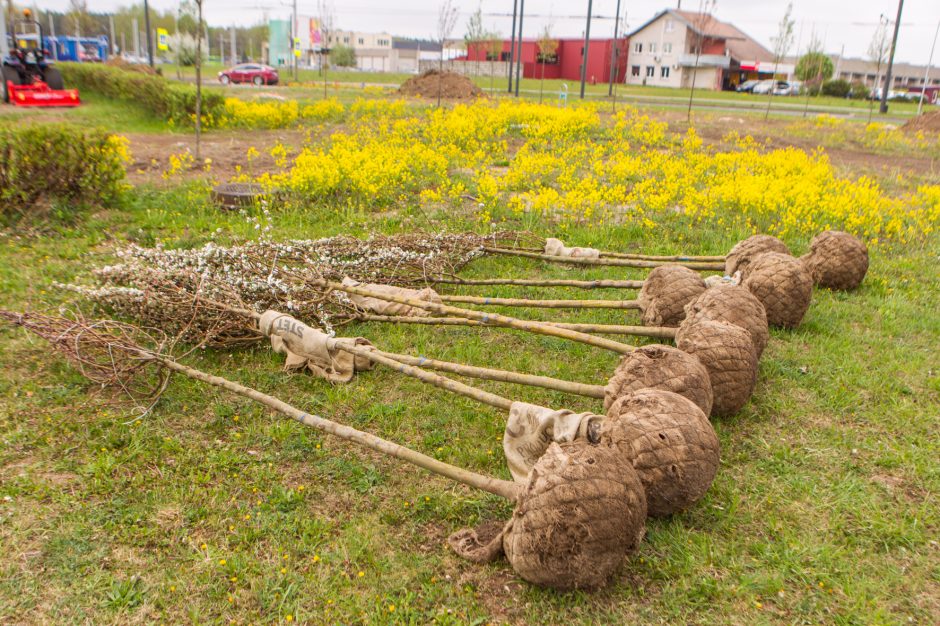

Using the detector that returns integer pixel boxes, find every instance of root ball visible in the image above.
[637,265,706,327]
[684,285,769,358]
[800,230,869,290]
[725,235,790,277]
[742,252,813,328]
[676,319,758,417]
[601,389,719,517]
[503,441,647,590]
[604,344,713,417]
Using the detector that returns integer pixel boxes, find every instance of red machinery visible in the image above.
[2,10,80,107]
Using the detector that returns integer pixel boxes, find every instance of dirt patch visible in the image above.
[398,70,484,100]
[901,110,940,133]
[123,129,309,185]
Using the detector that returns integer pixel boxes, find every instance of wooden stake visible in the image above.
[372,349,606,399]
[438,294,642,310]
[153,355,520,500]
[483,246,726,271]
[429,277,645,289]
[357,314,677,339]
[322,280,637,355]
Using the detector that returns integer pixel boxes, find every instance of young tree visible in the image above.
[867,18,890,123]
[796,32,831,115]
[317,1,335,99]
[686,0,717,124]
[436,0,459,107]
[536,24,558,103]
[484,31,503,94]
[763,2,795,121]
[194,0,203,161]
[464,2,486,77]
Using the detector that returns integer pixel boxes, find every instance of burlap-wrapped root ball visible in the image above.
[800,230,869,291]
[676,319,758,417]
[601,389,720,517]
[502,441,648,590]
[683,284,769,358]
[725,235,790,277]
[637,264,706,327]
[604,344,713,417]
[742,252,813,328]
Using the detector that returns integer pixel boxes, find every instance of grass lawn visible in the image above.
[0,94,938,624]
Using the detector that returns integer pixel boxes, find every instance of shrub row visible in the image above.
[58,62,226,126]
[0,123,128,219]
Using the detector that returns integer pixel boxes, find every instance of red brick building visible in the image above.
[464,37,629,84]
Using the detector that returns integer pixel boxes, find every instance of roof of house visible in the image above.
[392,38,441,52]
[627,8,773,62]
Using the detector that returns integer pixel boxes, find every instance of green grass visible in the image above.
[0,118,938,623]
[0,92,174,133]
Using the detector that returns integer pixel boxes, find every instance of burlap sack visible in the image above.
[502,401,601,482]
[259,310,374,383]
[725,235,790,277]
[637,264,706,327]
[544,238,601,259]
[341,277,442,317]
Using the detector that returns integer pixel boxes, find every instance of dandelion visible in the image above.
[219,559,226,565]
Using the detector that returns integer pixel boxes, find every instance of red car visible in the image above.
[218,64,279,86]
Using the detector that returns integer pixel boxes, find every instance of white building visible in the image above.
[625,9,782,90]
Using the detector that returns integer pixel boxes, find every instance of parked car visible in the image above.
[218,64,279,86]
[736,79,760,93]
[752,80,797,96]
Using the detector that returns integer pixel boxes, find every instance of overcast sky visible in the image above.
[31,0,940,64]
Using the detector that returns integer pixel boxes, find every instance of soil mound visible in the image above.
[398,69,484,99]
[901,110,940,133]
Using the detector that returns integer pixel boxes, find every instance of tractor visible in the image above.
[2,9,80,107]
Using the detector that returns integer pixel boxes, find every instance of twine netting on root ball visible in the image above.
[675,319,758,418]
[1,309,647,592]
[741,252,814,329]
[800,230,869,291]
[604,345,713,417]
[637,265,707,327]
[682,284,769,358]
[724,235,791,277]
[600,389,719,517]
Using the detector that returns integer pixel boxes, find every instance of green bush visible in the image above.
[0,123,128,219]
[848,81,870,100]
[821,79,851,98]
[58,63,225,126]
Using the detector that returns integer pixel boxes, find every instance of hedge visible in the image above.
[58,63,226,126]
[0,123,128,218]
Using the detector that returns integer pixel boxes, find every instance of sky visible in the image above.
[29,0,940,64]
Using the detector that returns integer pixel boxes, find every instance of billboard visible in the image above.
[309,18,322,50]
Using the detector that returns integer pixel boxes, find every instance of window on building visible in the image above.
[646,66,655,77]
[536,51,558,64]
[631,65,640,77]
[665,20,674,32]
[663,42,672,54]
[634,42,642,53]
[661,66,670,78]
[649,42,657,54]
[358,37,364,45]
[343,36,349,44]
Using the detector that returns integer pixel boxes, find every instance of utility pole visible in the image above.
[143,0,154,67]
[580,0,593,99]
[219,31,224,63]
[879,0,904,114]
[514,0,524,97]
[608,0,621,96]
[918,20,939,116]
[508,0,518,93]
[230,26,236,64]
[48,13,57,60]
[132,17,140,56]
[292,0,298,81]
[109,14,116,56]
[0,8,8,58]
